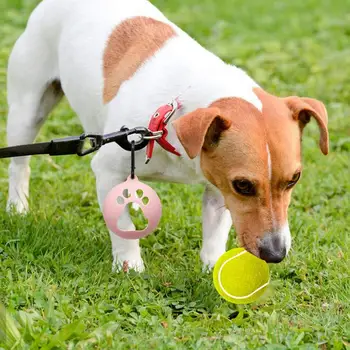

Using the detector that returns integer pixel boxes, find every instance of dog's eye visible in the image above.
[232,179,256,196]
[286,172,301,189]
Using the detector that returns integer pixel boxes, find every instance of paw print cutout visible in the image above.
[103,175,162,239]
[116,189,150,207]
[116,190,149,230]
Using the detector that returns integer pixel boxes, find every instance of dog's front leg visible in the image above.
[91,153,144,273]
[200,185,232,270]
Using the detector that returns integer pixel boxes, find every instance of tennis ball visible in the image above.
[213,248,269,304]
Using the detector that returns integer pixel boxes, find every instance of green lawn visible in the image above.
[0,0,349,348]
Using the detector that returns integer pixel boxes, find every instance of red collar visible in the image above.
[145,99,182,164]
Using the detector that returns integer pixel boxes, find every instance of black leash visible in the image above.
[0,126,157,159]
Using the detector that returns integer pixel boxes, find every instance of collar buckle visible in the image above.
[145,99,182,163]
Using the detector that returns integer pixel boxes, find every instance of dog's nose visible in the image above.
[258,234,286,263]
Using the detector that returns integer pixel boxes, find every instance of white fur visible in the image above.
[265,143,290,255]
[266,144,272,181]
[281,222,292,255]
[6,0,286,271]
[266,143,275,228]
[200,185,232,271]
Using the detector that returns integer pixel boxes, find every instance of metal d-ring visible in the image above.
[143,130,163,140]
[113,127,150,151]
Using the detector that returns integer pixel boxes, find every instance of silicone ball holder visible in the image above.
[102,141,162,239]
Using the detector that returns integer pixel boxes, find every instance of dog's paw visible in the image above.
[6,197,29,215]
[200,248,224,273]
[201,264,213,274]
[201,261,215,274]
[112,256,145,273]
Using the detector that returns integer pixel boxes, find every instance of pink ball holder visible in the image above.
[103,175,162,239]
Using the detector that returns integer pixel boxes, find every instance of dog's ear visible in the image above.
[285,97,329,155]
[172,107,232,159]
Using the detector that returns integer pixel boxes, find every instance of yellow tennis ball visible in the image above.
[213,248,270,304]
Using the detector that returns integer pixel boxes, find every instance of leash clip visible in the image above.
[77,134,103,156]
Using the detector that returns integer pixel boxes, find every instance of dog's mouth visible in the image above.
[236,230,260,258]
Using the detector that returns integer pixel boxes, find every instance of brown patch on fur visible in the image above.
[103,17,176,103]
[255,88,329,154]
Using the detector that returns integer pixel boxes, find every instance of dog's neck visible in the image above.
[150,39,263,117]
[175,66,262,115]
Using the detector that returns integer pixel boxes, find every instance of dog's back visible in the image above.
[8,0,172,128]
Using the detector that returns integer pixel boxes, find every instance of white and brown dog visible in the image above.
[6,0,329,271]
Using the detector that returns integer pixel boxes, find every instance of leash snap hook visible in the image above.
[77,134,103,156]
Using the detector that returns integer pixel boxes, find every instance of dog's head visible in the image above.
[173,88,328,263]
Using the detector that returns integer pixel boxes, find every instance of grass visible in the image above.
[0,0,349,348]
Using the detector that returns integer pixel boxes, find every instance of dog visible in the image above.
[6,0,329,272]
